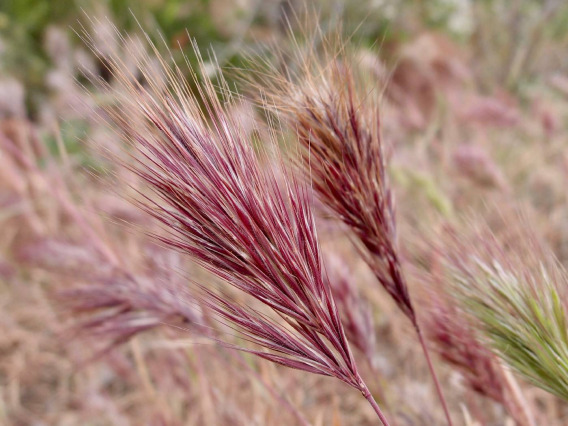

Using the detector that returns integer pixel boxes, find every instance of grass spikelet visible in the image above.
[443,211,568,404]
[244,35,453,425]
[61,271,202,351]
[266,59,412,321]
[77,19,391,425]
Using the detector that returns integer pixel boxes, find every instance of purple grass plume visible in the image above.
[61,269,202,351]
[245,44,453,424]
[78,20,391,425]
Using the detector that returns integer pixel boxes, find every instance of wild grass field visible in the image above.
[2,1,568,425]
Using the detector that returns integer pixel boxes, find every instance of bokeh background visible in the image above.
[2,0,568,424]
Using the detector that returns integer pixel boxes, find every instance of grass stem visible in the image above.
[416,324,453,426]
[361,381,391,426]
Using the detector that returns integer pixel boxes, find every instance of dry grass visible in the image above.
[2,4,568,426]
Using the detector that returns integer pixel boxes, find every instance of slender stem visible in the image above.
[363,357,400,426]
[360,381,391,426]
[415,324,453,426]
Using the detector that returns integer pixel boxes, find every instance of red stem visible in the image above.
[360,381,391,426]
[416,324,453,426]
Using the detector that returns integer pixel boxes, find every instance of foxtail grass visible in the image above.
[442,211,568,408]
[77,19,392,425]
[244,39,453,425]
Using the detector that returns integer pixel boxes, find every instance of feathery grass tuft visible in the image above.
[244,39,453,425]
[251,57,414,322]
[61,271,202,350]
[443,213,568,403]
[77,19,391,425]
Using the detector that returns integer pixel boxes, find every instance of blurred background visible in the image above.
[2,0,568,425]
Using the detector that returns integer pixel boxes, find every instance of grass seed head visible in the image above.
[78,19,375,394]
[245,44,415,324]
[442,211,568,401]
